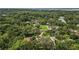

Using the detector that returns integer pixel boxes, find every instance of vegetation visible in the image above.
[0,9,79,50]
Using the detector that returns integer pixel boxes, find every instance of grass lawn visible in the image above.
[39,25,49,31]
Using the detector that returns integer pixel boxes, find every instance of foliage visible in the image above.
[0,9,79,50]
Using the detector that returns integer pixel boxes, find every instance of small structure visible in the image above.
[23,37,32,42]
[77,24,79,27]
[50,36,57,47]
[69,29,79,37]
[2,14,6,17]
[58,16,66,24]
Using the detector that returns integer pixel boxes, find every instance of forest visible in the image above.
[0,8,79,50]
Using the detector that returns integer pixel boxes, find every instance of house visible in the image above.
[58,16,66,24]
[77,24,79,27]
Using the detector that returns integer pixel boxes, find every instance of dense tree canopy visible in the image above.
[0,9,79,50]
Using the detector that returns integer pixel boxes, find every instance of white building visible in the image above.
[77,24,79,27]
[58,16,66,24]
